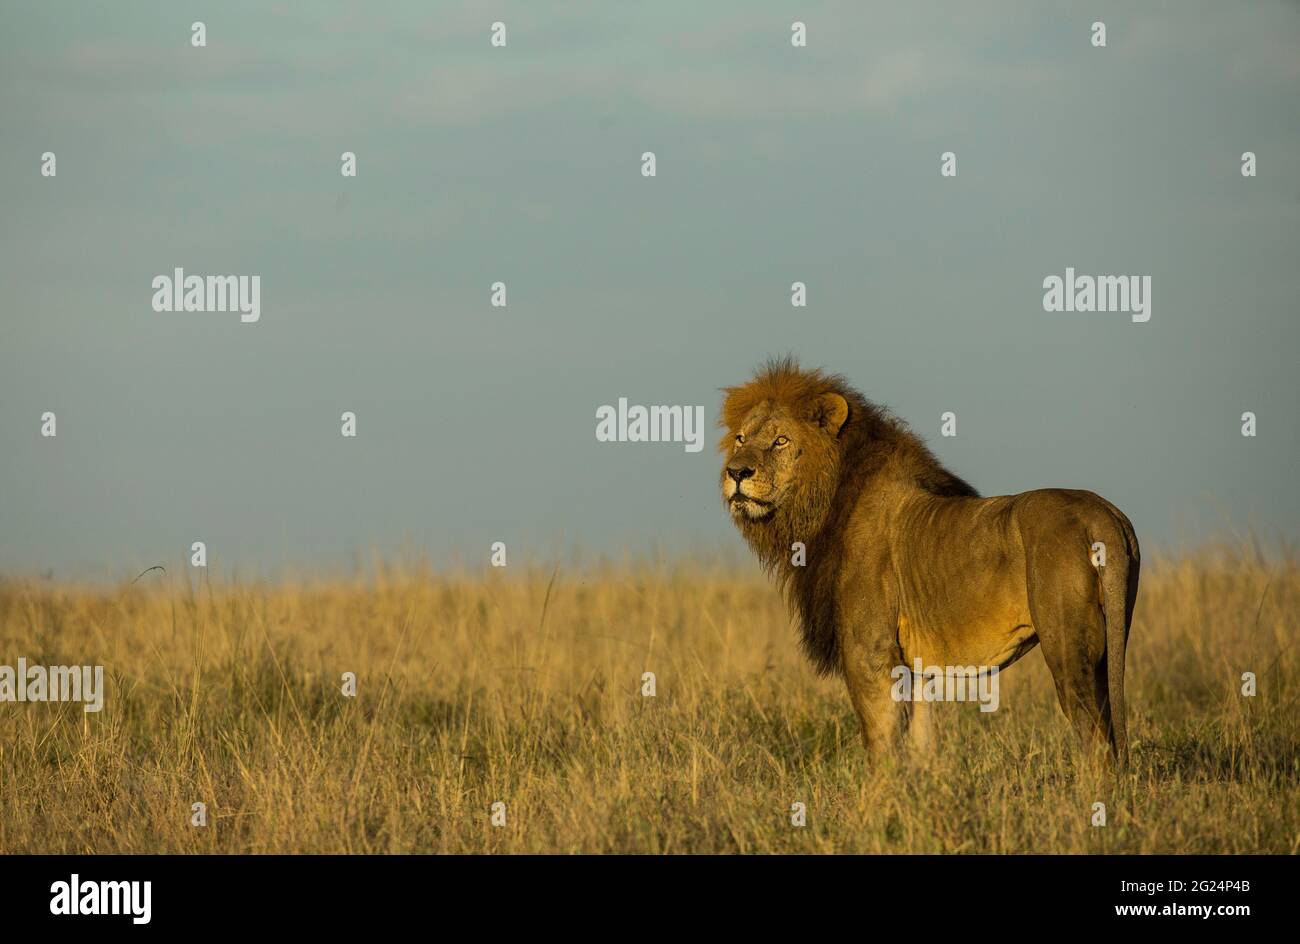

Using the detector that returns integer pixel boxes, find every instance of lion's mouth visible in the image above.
[729,493,776,520]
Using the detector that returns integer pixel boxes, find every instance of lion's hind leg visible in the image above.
[1027,559,1115,767]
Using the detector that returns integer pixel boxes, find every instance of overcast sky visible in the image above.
[2,1,1297,579]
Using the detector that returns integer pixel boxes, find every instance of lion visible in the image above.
[719,358,1140,767]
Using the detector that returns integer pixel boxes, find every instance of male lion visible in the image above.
[719,359,1140,766]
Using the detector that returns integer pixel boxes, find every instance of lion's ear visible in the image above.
[811,392,848,436]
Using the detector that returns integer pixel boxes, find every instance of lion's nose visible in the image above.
[726,464,755,483]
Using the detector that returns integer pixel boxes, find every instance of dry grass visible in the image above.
[1,545,1297,854]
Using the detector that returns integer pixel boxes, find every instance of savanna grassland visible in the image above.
[1,546,1297,854]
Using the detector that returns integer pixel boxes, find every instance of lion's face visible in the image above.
[721,404,820,521]
[718,369,851,535]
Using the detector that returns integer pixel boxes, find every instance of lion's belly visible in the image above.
[891,497,1039,670]
[896,585,1037,670]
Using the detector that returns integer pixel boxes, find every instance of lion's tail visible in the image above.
[1101,512,1140,771]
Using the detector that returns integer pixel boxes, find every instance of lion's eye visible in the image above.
[774,436,789,447]
[735,433,745,445]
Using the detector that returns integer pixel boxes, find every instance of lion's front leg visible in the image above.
[907,697,932,752]
[840,631,907,758]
